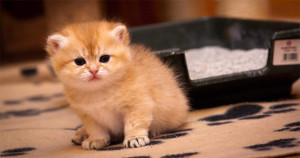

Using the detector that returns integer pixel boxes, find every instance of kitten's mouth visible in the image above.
[89,76,101,81]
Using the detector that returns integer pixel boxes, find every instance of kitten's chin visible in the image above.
[88,75,101,82]
[62,78,106,92]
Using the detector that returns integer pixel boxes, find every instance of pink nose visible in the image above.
[89,69,98,75]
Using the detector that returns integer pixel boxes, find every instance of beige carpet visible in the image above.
[0,61,300,158]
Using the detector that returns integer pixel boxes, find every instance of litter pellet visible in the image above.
[185,46,268,80]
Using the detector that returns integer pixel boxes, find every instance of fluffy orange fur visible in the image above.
[46,21,189,150]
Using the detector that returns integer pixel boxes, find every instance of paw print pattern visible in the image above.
[156,128,192,140]
[21,68,37,77]
[63,124,83,131]
[241,103,299,119]
[98,140,163,151]
[3,93,64,106]
[98,146,125,151]
[3,100,22,105]
[127,156,151,158]
[0,105,68,120]
[157,133,187,139]
[161,152,199,158]
[21,66,55,78]
[169,128,193,133]
[207,121,232,126]
[264,109,297,115]
[200,103,300,126]
[264,103,300,115]
[275,121,300,132]
[244,138,299,151]
[0,147,35,157]
[263,103,299,115]
[97,128,192,151]
[239,114,271,120]
[199,104,264,125]
[126,152,199,158]
[269,103,300,110]
[148,140,163,145]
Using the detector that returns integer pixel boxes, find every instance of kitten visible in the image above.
[46,21,189,150]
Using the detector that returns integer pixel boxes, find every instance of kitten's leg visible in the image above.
[72,127,88,145]
[79,115,111,150]
[123,106,153,148]
[149,130,161,138]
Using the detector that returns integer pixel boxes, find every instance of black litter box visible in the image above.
[129,17,300,109]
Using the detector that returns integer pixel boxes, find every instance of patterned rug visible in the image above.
[0,61,300,158]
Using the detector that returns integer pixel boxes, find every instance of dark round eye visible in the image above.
[99,55,110,63]
[74,58,86,66]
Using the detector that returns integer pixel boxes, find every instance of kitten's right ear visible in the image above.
[46,34,68,55]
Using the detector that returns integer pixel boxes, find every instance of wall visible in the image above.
[0,0,299,64]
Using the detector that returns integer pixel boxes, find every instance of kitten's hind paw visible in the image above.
[149,131,161,138]
[72,127,88,145]
[72,135,88,145]
[82,139,110,150]
[124,136,150,148]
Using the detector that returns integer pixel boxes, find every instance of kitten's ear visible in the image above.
[46,34,68,55]
[111,25,130,45]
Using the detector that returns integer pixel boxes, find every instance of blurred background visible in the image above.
[0,0,299,65]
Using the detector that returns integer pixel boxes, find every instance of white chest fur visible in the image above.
[71,92,124,136]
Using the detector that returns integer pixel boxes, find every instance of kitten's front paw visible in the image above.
[124,136,150,148]
[81,139,110,150]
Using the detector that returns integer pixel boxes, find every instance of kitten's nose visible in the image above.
[89,69,98,75]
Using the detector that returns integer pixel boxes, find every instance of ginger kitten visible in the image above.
[46,21,189,150]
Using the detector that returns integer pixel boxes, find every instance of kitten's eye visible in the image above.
[99,55,110,63]
[74,58,86,66]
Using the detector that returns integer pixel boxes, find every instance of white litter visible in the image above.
[185,46,268,80]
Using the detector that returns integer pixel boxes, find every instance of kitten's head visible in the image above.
[46,21,131,90]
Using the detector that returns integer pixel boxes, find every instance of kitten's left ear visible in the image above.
[111,25,130,45]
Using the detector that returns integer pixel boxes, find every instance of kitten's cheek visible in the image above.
[58,70,70,81]
[95,74,104,80]
[97,71,108,78]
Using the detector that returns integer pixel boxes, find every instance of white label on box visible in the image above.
[273,39,300,66]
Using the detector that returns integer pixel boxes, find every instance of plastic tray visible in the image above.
[129,17,300,109]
